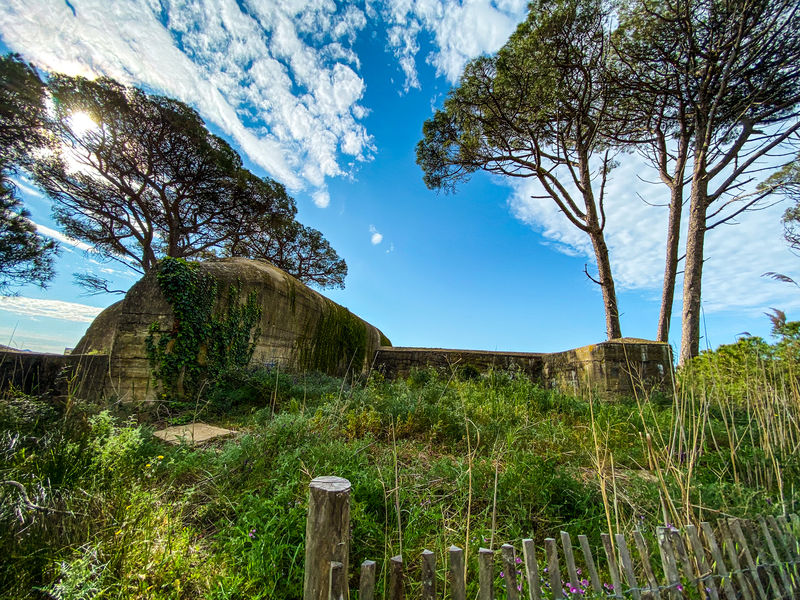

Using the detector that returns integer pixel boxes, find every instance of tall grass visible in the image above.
[1,335,798,598]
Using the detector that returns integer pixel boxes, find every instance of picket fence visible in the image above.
[301,476,800,600]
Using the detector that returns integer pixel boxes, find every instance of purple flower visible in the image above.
[576,568,582,575]
[581,578,589,586]
[248,528,256,539]
[676,584,684,592]
[500,571,505,578]
[516,557,523,564]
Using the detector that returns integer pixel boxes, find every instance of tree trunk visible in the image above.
[656,183,684,342]
[589,229,622,340]
[679,176,708,365]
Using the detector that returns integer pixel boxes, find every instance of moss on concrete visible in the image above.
[299,301,369,375]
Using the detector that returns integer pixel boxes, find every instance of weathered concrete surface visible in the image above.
[72,300,123,355]
[75,258,389,402]
[153,423,235,445]
[374,338,673,397]
[0,350,109,400]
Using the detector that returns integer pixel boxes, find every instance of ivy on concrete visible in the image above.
[145,257,262,402]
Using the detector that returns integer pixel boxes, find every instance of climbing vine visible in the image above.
[145,257,262,402]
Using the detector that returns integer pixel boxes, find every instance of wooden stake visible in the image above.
[304,476,351,600]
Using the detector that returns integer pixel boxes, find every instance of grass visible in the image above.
[1,337,799,599]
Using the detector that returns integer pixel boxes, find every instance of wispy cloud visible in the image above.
[31,220,95,253]
[383,0,528,89]
[0,0,374,203]
[509,154,800,315]
[369,224,383,245]
[0,296,103,323]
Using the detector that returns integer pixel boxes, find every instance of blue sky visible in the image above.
[1,0,798,356]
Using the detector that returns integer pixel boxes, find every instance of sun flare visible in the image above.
[68,111,99,137]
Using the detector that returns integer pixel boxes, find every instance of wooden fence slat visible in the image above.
[655,527,682,600]
[478,548,494,600]
[502,543,520,600]
[421,550,436,600]
[758,516,793,597]
[449,545,466,600]
[789,514,800,563]
[522,538,542,600]
[686,524,719,600]
[389,555,404,600]
[601,533,624,599]
[633,530,661,600]
[746,519,784,599]
[328,561,345,600]
[359,560,376,600]
[719,519,754,600]
[729,519,768,600]
[699,522,737,600]
[616,533,642,600]
[768,515,800,594]
[561,531,581,596]
[577,534,603,594]
[668,528,700,598]
[777,515,800,565]
[545,538,564,600]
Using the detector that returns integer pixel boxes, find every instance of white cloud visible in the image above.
[312,189,331,208]
[0,326,78,354]
[369,224,383,245]
[0,296,103,323]
[383,0,528,88]
[508,153,800,316]
[31,221,95,253]
[0,0,374,200]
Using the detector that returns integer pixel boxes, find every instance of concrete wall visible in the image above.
[0,351,110,400]
[74,258,388,402]
[374,339,673,397]
[1,339,673,402]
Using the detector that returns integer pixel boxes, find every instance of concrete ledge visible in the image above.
[0,351,110,400]
[373,339,673,398]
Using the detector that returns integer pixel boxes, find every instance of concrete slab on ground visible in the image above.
[153,422,235,445]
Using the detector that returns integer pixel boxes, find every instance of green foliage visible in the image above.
[145,257,262,404]
[2,360,799,598]
[0,54,57,292]
[25,69,346,289]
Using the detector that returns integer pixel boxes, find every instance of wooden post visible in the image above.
[686,524,719,600]
[699,522,736,600]
[718,520,754,600]
[522,538,542,600]
[304,476,351,600]
[328,562,345,600]
[632,530,661,600]
[478,548,494,600]
[668,528,699,598]
[602,533,624,599]
[758,516,793,597]
[421,550,436,600]
[578,534,603,595]
[389,555,404,600]
[655,527,681,600]
[728,518,767,600]
[545,538,563,598]
[449,545,466,600]
[359,560,376,600]
[561,531,581,596]
[616,533,641,600]
[502,543,520,600]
